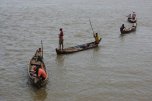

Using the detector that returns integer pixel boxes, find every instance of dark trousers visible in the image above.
[59,40,64,50]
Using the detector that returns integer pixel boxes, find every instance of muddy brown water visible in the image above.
[0,0,152,101]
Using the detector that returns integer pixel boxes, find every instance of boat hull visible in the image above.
[56,39,101,54]
[120,23,137,34]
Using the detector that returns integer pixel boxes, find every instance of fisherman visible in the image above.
[33,64,47,80]
[132,12,136,19]
[59,28,64,50]
[35,48,43,62]
[94,33,101,44]
[120,24,125,31]
[35,48,42,56]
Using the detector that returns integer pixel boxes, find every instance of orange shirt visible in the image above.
[38,68,47,79]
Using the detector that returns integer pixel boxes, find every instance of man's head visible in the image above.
[38,48,41,51]
[60,28,62,31]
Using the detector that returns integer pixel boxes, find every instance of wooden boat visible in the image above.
[56,38,101,54]
[120,23,137,34]
[28,47,48,87]
[128,14,137,23]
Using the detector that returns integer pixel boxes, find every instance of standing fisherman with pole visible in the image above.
[89,19,101,44]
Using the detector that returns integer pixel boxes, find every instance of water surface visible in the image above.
[0,0,152,101]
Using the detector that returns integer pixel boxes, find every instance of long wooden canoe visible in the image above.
[120,23,137,34]
[56,38,101,54]
[28,48,48,87]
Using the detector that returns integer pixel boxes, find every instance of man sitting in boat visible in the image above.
[132,12,136,19]
[35,48,42,56]
[33,65,47,80]
[120,24,126,31]
[94,33,101,44]
[34,48,43,62]
[59,28,64,50]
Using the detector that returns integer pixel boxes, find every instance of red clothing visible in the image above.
[59,31,64,40]
[38,68,47,79]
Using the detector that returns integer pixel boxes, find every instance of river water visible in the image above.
[0,0,152,101]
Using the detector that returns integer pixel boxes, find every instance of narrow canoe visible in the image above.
[28,48,48,87]
[120,23,137,34]
[56,38,101,54]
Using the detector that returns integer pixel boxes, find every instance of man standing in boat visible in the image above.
[59,28,64,50]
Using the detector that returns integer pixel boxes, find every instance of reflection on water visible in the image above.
[119,34,126,41]
[93,46,100,52]
[30,86,48,101]
[56,55,65,66]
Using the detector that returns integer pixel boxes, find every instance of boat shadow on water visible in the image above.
[119,31,137,39]
[27,76,48,89]
[29,85,48,101]
[55,54,65,66]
